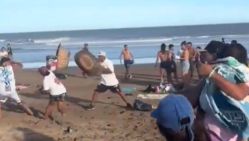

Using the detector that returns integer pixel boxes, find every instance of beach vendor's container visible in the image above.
[46,55,57,71]
[56,45,70,70]
[74,50,103,75]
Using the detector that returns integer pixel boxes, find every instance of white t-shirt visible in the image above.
[0,65,16,94]
[100,59,119,86]
[43,71,67,96]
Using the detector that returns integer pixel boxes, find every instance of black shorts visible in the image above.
[95,84,121,93]
[49,93,66,103]
[124,60,134,69]
[160,61,167,68]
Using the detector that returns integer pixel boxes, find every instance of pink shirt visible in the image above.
[204,114,239,141]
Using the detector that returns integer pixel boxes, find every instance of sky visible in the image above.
[1,0,249,33]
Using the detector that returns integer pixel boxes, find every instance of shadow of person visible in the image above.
[1,100,25,114]
[2,127,55,141]
[20,92,128,110]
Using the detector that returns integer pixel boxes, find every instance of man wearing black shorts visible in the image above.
[87,51,132,110]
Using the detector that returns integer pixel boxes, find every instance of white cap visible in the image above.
[98,51,106,57]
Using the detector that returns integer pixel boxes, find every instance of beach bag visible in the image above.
[133,99,152,111]
[200,57,249,138]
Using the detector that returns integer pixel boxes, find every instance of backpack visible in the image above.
[133,99,152,111]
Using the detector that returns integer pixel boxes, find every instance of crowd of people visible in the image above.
[1,40,249,141]
[153,40,249,141]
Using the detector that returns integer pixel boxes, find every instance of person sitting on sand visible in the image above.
[0,57,33,118]
[155,43,171,83]
[38,66,67,120]
[152,95,196,141]
[87,51,132,110]
[180,41,190,87]
[120,44,134,79]
[178,41,249,141]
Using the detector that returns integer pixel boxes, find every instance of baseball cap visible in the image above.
[97,51,106,57]
[151,95,195,141]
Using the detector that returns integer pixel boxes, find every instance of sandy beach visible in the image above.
[0,64,179,141]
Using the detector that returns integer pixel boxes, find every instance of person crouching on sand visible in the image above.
[38,66,67,120]
[0,57,33,118]
[87,51,132,110]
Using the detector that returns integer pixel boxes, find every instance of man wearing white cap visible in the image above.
[87,51,132,110]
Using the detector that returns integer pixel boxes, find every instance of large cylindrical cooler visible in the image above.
[74,50,102,75]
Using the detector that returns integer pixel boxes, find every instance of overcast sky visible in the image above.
[1,0,249,33]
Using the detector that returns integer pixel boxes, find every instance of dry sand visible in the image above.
[0,64,199,141]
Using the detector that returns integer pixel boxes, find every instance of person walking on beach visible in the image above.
[38,66,67,120]
[155,43,170,83]
[187,42,195,78]
[168,44,178,82]
[0,57,33,118]
[194,46,202,79]
[87,51,132,110]
[180,41,190,87]
[120,44,134,79]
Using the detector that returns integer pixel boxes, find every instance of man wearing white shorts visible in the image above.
[0,57,33,118]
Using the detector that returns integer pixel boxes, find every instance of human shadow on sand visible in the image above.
[14,127,54,141]
[1,100,44,119]
[20,92,128,110]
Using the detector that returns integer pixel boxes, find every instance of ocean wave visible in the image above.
[34,37,71,44]
[45,37,174,46]
[196,35,210,39]
[0,39,5,43]
[221,34,249,38]
[22,57,157,69]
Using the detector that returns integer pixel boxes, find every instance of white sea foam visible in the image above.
[196,35,210,39]
[34,37,71,44]
[22,57,156,69]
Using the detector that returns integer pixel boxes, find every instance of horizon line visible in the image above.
[1,22,249,34]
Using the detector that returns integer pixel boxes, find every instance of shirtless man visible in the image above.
[180,41,190,87]
[155,43,172,83]
[120,44,134,79]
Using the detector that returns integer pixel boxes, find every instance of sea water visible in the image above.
[1,23,249,68]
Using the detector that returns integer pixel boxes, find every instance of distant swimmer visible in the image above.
[120,44,134,79]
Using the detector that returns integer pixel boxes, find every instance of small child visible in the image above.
[38,66,67,120]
